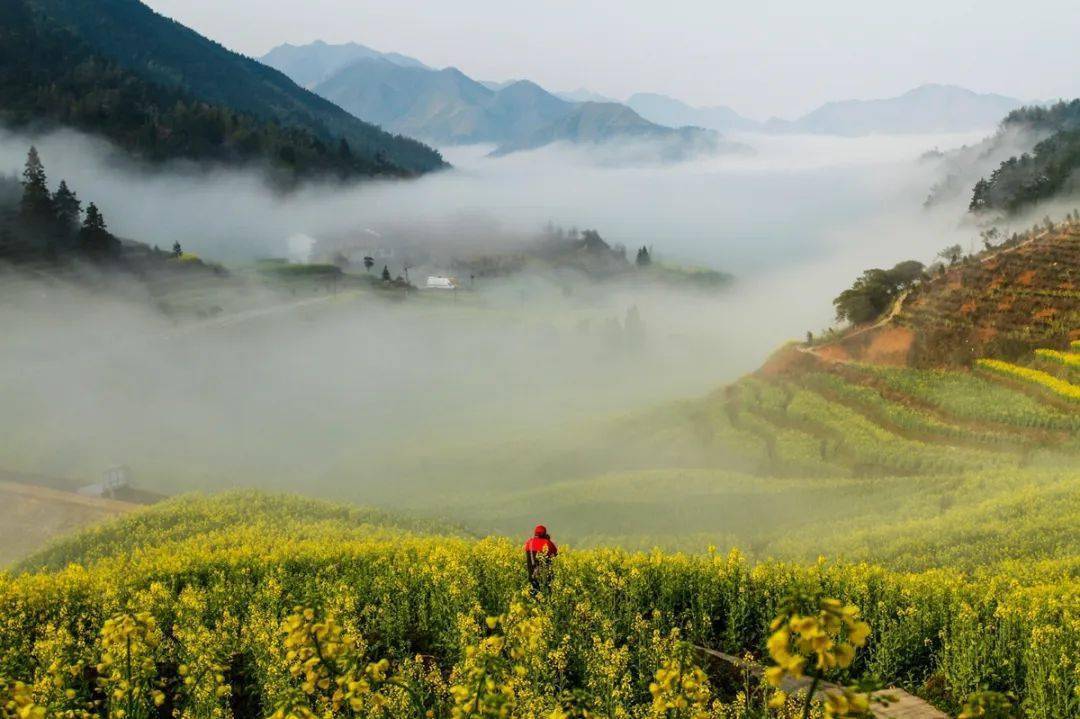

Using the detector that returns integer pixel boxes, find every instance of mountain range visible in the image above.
[769,84,1025,135]
[629,85,1025,135]
[1,0,444,178]
[309,59,572,147]
[262,41,1027,154]
[260,42,725,159]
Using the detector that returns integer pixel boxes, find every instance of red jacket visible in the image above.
[524,536,558,556]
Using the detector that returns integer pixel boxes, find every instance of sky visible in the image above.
[141,0,1080,119]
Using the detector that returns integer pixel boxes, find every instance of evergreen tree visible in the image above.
[79,202,119,258]
[172,241,183,257]
[0,226,14,256]
[969,178,990,212]
[52,180,82,232]
[381,265,391,281]
[635,246,652,267]
[19,146,54,225]
[363,256,374,272]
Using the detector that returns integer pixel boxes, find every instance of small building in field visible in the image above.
[77,465,131,499]
[425,276,459,290]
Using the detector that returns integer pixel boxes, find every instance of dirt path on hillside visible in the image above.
[798,289,912,365]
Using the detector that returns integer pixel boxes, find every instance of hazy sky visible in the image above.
[147,0,1078,119]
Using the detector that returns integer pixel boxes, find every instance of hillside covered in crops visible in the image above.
[361,315,1079,559]
[810,218,1079,367]
[2,492,1078,719]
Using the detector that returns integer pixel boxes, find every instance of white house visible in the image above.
[425,276,459,290]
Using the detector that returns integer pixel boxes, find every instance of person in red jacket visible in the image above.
[524,525,558,592]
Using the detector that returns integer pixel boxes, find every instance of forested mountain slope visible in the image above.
[0,0,445,179]
[970,99,1080,213]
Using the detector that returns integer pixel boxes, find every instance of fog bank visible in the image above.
[0,127,994,511]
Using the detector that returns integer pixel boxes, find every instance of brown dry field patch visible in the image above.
[0,482,136,567]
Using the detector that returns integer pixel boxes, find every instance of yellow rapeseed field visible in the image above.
[1,494,1077,718]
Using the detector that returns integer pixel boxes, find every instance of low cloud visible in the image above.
[0,125,997,511]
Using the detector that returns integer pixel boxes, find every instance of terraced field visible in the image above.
[812,222,1079,366]
[415,337,1078,560]
[719,344,1079,480]
[898,224,1080,364]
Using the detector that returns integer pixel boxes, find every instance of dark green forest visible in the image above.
[0,146,228,287]
[2,145,126,261]
[970,100,1080,213]
[0,0,446,182]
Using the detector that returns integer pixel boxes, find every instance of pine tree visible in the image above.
[635,246,651,267]
[0,226,14,256]
[363,256,374,272]
[172,241,183,257]
[80,202,118,258]
[82,202,106,233]
[52,180,81,232]
[381,265,391,281]
[19,146,53,224]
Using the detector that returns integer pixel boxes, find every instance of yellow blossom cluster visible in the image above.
[765,599,869,684]
[819,686,871,719]
[1,679,44,719]
[647,644,712,719]
[272,607,400,719]
[765,599,872,719]
[449,611,530,719]
[976,358,1080,402]
[96,613,164,718]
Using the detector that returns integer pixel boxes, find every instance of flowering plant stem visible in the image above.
[385,678,436,719]
[801,675,820,719]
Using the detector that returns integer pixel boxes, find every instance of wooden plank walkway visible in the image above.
[694,646,949,719]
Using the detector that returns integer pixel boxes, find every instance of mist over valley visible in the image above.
[1,4,1079,715]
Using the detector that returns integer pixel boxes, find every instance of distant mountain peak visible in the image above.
[790,84,1024,135]
[492,101,730,161]
[626,93,758,133]
[260,40,429,89]
[556,87,617,104]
